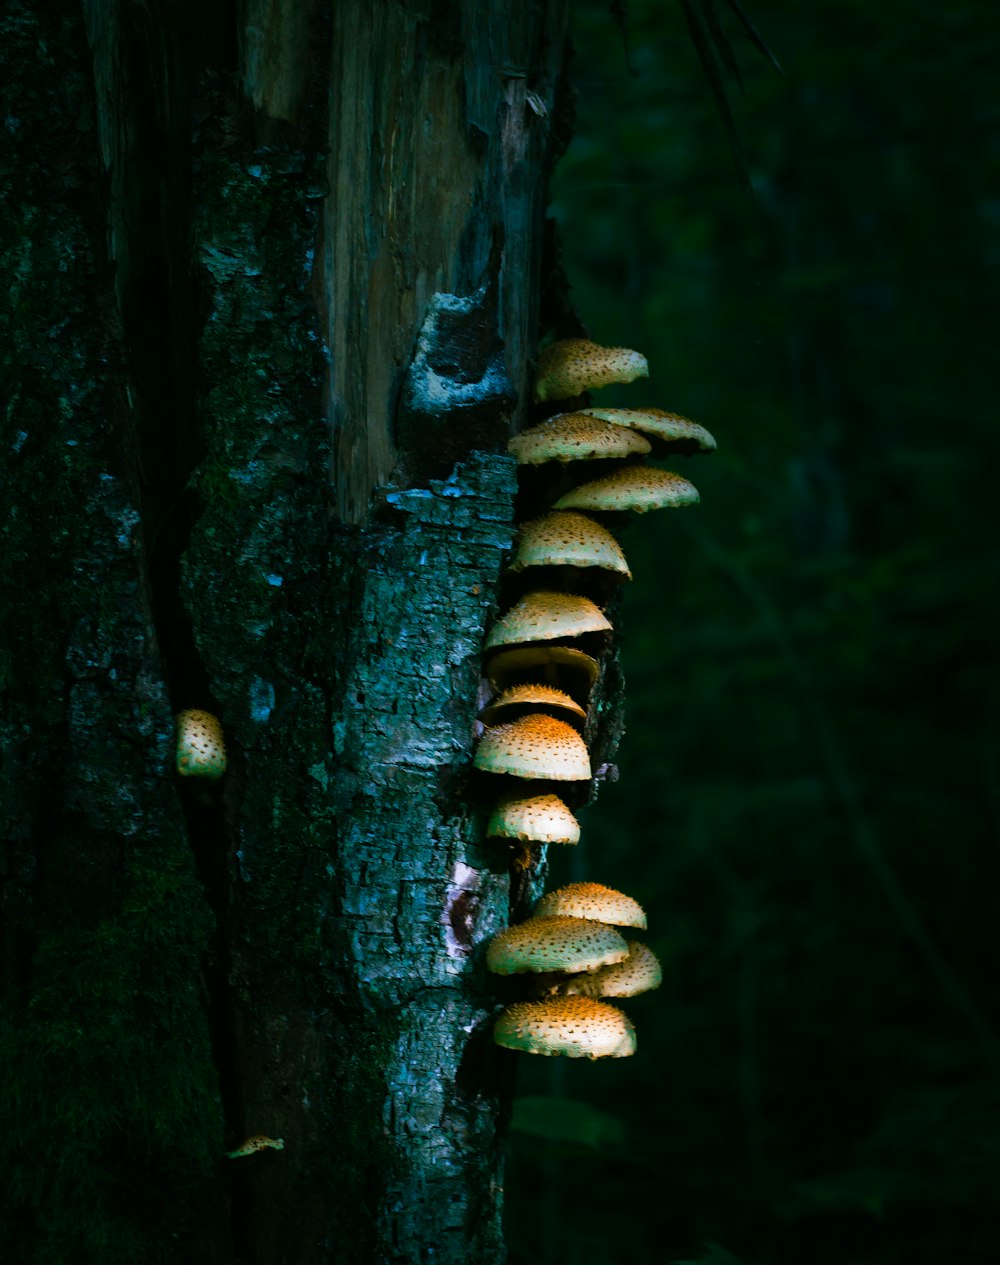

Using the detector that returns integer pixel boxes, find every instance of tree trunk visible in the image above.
[1,2,584,1262]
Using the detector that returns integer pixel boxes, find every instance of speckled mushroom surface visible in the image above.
[481,683,586,724]
[493,996,637,1058]
[580,406,717,452]
[533,339,649,403]
[473,712,592,780]
[554,465,700,514]
[534,880,647,929]
[508,413,651,464]
[485,590,613,649]
[560,941,663,998]
[509,510,631,577]
[175,708,227,780]
[487,791,581,844]
[486,915,628,974]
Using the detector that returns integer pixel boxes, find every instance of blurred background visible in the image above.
[504,2,1000,1262]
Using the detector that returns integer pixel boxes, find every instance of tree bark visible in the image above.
[2,2,582,1263]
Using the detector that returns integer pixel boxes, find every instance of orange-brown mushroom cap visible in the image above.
[473,713,592,781]
[533,881,647,929]
[486,645,601,696]
[481,684,586,726]
[487,791,581,845]
[509,511,631,578]
[554,466,699,514]
[560,941,663,998]
[485,590,613,650]
[580,406,717,453]
[533,339,649,403]
[493,996,636,1058]
[486,916,628,974]
[508,413,651,465]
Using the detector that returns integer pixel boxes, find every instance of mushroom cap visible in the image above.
[533,881,647,929]
[486,645,600,694]
[481,683,586,726]
[508,413,651,465]
[534,339,649,403]
[485,590,612,650]
[486,915,628,975]
[560,942,663,998]
[473,713,592,781]
[175,709,227,780]
[580,406,717,452]
[554,466,700,514]
[487,791,581,844]
[509,511,631,578]
[494,996,636,1059]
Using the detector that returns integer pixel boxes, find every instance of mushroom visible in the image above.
[509,511,631,578]
[481,683,586,727]
[175,709,227,781]
[559,941,663,998]
[493,996,636,1058]
[579,406,717,453]
[554,466,700,514]
[473,713,591,781]
[508,413,650,465]
[485,590,612,651]
[533,880,647,929]
[485,645,600,700]
[225,1135,285,1158]
[533,339,649,403]
[487,791,581,845]
[486,915,628,975]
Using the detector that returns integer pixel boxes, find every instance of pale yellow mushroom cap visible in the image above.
[580,406,717,453]
[554,466,700,514]
[494,996,636,1058]
[487,791,581,845]
[510,511,631,578]
[486,915,628,975]
[485,591,612,650]
[533,339,649,403]
[481,684,586,725]
[175,709,227,780]
[560,941,663,998]
[533,881,647,929]
[508,413,650,465]
[473,713,591,781]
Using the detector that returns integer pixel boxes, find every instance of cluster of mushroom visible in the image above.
[475,338,716,1059]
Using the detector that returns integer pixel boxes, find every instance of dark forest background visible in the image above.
[505,2,1000,1262]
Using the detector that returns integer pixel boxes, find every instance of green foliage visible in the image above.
[0,837,223,1264]
[509,0,1000,1262]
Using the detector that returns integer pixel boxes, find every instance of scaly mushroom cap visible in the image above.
[487,916,628,975]
[486,645,600,693]
[225,1135,285,1159]
[533,881,647,929]
[486,591,612,650]
[474,713,592,781]
[508,413,651,465]
[554,466,700,514]
[487,791,581,844]
[534,339,649,403]
[509,511,631,578]
[494,996,636,1059]
[481,684,586,725]
[176,709,227,780]
[560,942,663,998]
[580,406,717,453]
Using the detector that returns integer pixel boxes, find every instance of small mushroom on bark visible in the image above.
[474,713,592,781]
[509,412,650,464]
[533,339,649,403]
[493,996,636,1059]
[175,709,227,781]
[486,915,628,975]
